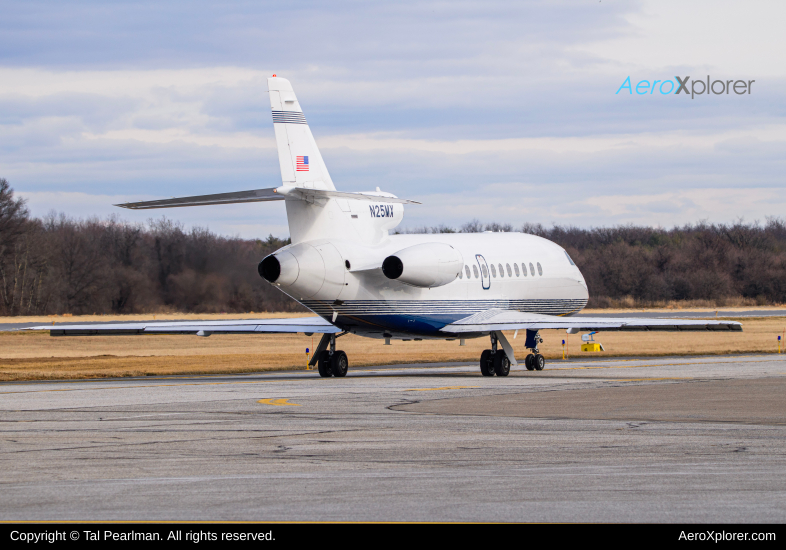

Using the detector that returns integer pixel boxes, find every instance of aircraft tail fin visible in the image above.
[268,76,335,190]
[117,78,418,246]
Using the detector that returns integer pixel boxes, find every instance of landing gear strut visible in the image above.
[312,332,349,378]
[479,332,511,377]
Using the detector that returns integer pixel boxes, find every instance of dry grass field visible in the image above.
[1,310,785,381]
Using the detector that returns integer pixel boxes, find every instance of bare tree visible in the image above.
[2,177,785,314]
[45,214,109,314]
[0,180,49,315]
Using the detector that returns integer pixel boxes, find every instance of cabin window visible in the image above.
[480,264,487,278]
[490,264,497,277]
[506,263,512,277]
[465,265,471,278]
[514,263,520,277]
[564,251,575,266]
[498,263,504,277]
[529,262,535,276]
[521,263,527,277]
[473,265,479,278]
[537,262,543,276]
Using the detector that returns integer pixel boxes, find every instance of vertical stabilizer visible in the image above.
[268,77,335,190]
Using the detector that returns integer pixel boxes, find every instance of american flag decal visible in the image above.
[296,156,309,171]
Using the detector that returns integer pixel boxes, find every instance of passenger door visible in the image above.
[476,254,490,290]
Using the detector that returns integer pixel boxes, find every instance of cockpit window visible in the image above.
[564,251,575,266]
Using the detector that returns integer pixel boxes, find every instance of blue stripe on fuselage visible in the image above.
[332,313,462,336]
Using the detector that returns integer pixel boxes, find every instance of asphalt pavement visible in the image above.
[1,355,785,522]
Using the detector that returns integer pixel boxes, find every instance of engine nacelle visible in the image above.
[258,241,345,301]
[382,242,463,288]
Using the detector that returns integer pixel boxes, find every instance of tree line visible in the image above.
[402,219,786,307]
[0,179,297,316]
[1,179,784,315]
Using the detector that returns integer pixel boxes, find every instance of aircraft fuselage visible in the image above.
[269,232,589,339]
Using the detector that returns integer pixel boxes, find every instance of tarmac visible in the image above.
[1,354,785,522]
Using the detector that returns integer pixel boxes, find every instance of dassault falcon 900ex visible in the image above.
[28,76,741,378]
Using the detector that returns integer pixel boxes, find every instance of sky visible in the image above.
[1,0,784,238]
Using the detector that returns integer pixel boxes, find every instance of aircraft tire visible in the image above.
[479,350,495,376]
[331,350,349,377]
[534,354,545,371]
[318,351,333,377]
[525,354,535,371]
[493,352,510,377]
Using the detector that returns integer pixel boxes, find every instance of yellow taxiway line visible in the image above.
[405,386,481,391]
[257,398,301,406]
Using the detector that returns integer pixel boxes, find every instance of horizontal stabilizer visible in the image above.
[20,316,340,336]
[116,187,420,210]
[115,188,283,210]
[440,309,743,334]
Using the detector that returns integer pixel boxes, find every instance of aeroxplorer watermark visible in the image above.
[617,76,755,98]
[678,530,775,542]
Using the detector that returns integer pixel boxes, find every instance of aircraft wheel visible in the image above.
[525,354,535,371]
[493,352,510,377]
[534,353,545,371]
[331,350,349,377]
[317,351,333,377]
[479,350,495,376]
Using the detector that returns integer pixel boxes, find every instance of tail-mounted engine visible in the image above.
[382,242,463,288]
[259,241,345,301]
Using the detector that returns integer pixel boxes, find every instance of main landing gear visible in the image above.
[312,333,349,378]
[479,332,511,377]
[478,330,546,376]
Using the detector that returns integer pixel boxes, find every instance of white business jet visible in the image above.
[33,77,742,378]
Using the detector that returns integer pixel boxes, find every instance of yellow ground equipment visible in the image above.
[581,332,605,352]
[581,343,605,352]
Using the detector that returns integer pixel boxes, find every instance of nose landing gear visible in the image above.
[524,330,546,371]
[524,353,545,371]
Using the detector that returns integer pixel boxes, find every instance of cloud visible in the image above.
[579,0,786,77]
[399,186,786,232]
[0,1,784,238]
[0,1,631,70]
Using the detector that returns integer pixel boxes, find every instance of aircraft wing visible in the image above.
[22,316,340,336]
[440,309,743,333]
